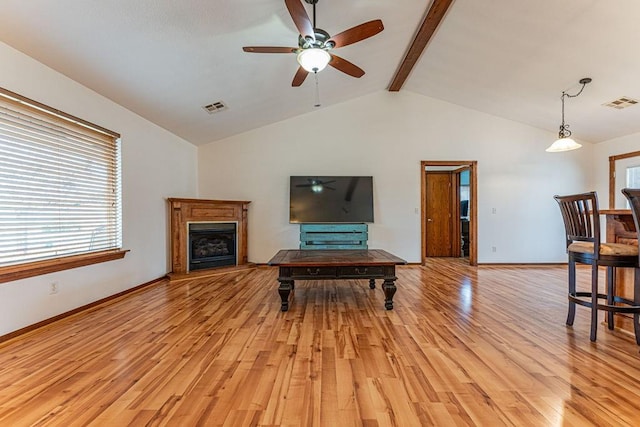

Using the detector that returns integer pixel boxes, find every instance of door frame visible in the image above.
[421,160,478,266]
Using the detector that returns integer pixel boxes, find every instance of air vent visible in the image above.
[603,97,639,109]
[203,101,227,114]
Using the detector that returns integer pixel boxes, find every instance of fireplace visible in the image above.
[168,198,250,278]
[188,222,236,271]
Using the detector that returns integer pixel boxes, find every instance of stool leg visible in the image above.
[607,267,615,330]
[590,263,598,342]
[566,257,577,326]
[635,268,640,345]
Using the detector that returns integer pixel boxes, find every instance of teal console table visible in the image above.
[299,223,368,250]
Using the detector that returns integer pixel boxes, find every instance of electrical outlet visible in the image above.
[491,246,497,253]
[492,208,497,214]
[50,282,59,295]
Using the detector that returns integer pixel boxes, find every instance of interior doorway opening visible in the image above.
[421,160,477,266]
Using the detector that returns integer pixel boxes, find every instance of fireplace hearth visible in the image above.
[189,223,236,271]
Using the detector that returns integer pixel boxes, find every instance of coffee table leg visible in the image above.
[278,280,293,311]
[382,278,397,310]
[369,279,376,289]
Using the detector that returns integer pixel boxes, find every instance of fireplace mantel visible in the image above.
[168,198,250,278]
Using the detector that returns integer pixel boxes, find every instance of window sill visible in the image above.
[0,249,129,284]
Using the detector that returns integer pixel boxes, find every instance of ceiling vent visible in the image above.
[603,97,639,109]
[203,101,227,114]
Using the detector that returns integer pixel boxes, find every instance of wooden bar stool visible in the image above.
[619,188,640,344]
[554,191,639,343]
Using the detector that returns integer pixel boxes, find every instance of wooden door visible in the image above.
[425,171,454,256]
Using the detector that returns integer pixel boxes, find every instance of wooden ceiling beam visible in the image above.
[388,0,456,92]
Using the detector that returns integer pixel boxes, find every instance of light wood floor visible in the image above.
[1,259,640,426]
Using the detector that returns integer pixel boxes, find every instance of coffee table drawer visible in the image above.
[290,266,337,278]
[337,266,384,277]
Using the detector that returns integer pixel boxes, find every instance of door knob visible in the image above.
[427,218,433,222]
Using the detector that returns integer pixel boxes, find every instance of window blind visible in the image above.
[0,88,121,267]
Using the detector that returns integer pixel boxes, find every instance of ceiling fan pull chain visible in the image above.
[314,72,321,107]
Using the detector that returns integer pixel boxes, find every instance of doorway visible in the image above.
[421,160,477,266]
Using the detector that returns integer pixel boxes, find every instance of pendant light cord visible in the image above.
[559,79,591,138]
[563,80,589,99]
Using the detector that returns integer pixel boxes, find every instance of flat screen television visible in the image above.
[289,176,374,223]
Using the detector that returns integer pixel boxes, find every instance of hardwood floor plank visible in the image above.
[1,260,640,426]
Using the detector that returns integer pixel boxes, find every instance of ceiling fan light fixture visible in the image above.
[242,0,383,86]
[297,48,330,72]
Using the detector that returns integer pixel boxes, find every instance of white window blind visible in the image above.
[0,87,121,267]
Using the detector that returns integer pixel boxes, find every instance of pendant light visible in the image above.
[546,77,592,153]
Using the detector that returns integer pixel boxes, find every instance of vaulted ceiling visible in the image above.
[1,0,640,146]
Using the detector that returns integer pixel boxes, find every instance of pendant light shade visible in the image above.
[546,137,582,153]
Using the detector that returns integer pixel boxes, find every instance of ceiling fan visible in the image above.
[242,0,384,87]
[296,178,336,192]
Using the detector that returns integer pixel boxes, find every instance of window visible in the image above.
[622,165,640,209]
[627,165,640,188]
[0,87,125,283]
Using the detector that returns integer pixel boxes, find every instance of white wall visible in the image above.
[0,42,198,336]
[198,90,593,264]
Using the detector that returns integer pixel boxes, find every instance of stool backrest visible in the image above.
[554,192,600,253]
[621,188,640,262]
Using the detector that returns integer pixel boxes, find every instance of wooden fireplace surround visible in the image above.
[168,198,250,278]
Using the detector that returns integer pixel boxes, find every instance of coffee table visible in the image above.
[267,249,407,312]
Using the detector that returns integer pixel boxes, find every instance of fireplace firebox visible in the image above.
[188,222,237,271]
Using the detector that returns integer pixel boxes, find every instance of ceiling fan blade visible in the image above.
[292,66,309,87]
[243,46,298,54]
[328,54,365,78]
[285,0,315,42]
[327,19,384,48]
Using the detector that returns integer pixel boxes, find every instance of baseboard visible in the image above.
[0,275,167,345]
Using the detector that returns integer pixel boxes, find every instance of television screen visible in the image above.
[289,176,374,223]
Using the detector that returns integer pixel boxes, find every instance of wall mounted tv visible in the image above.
[289,176,374,223]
